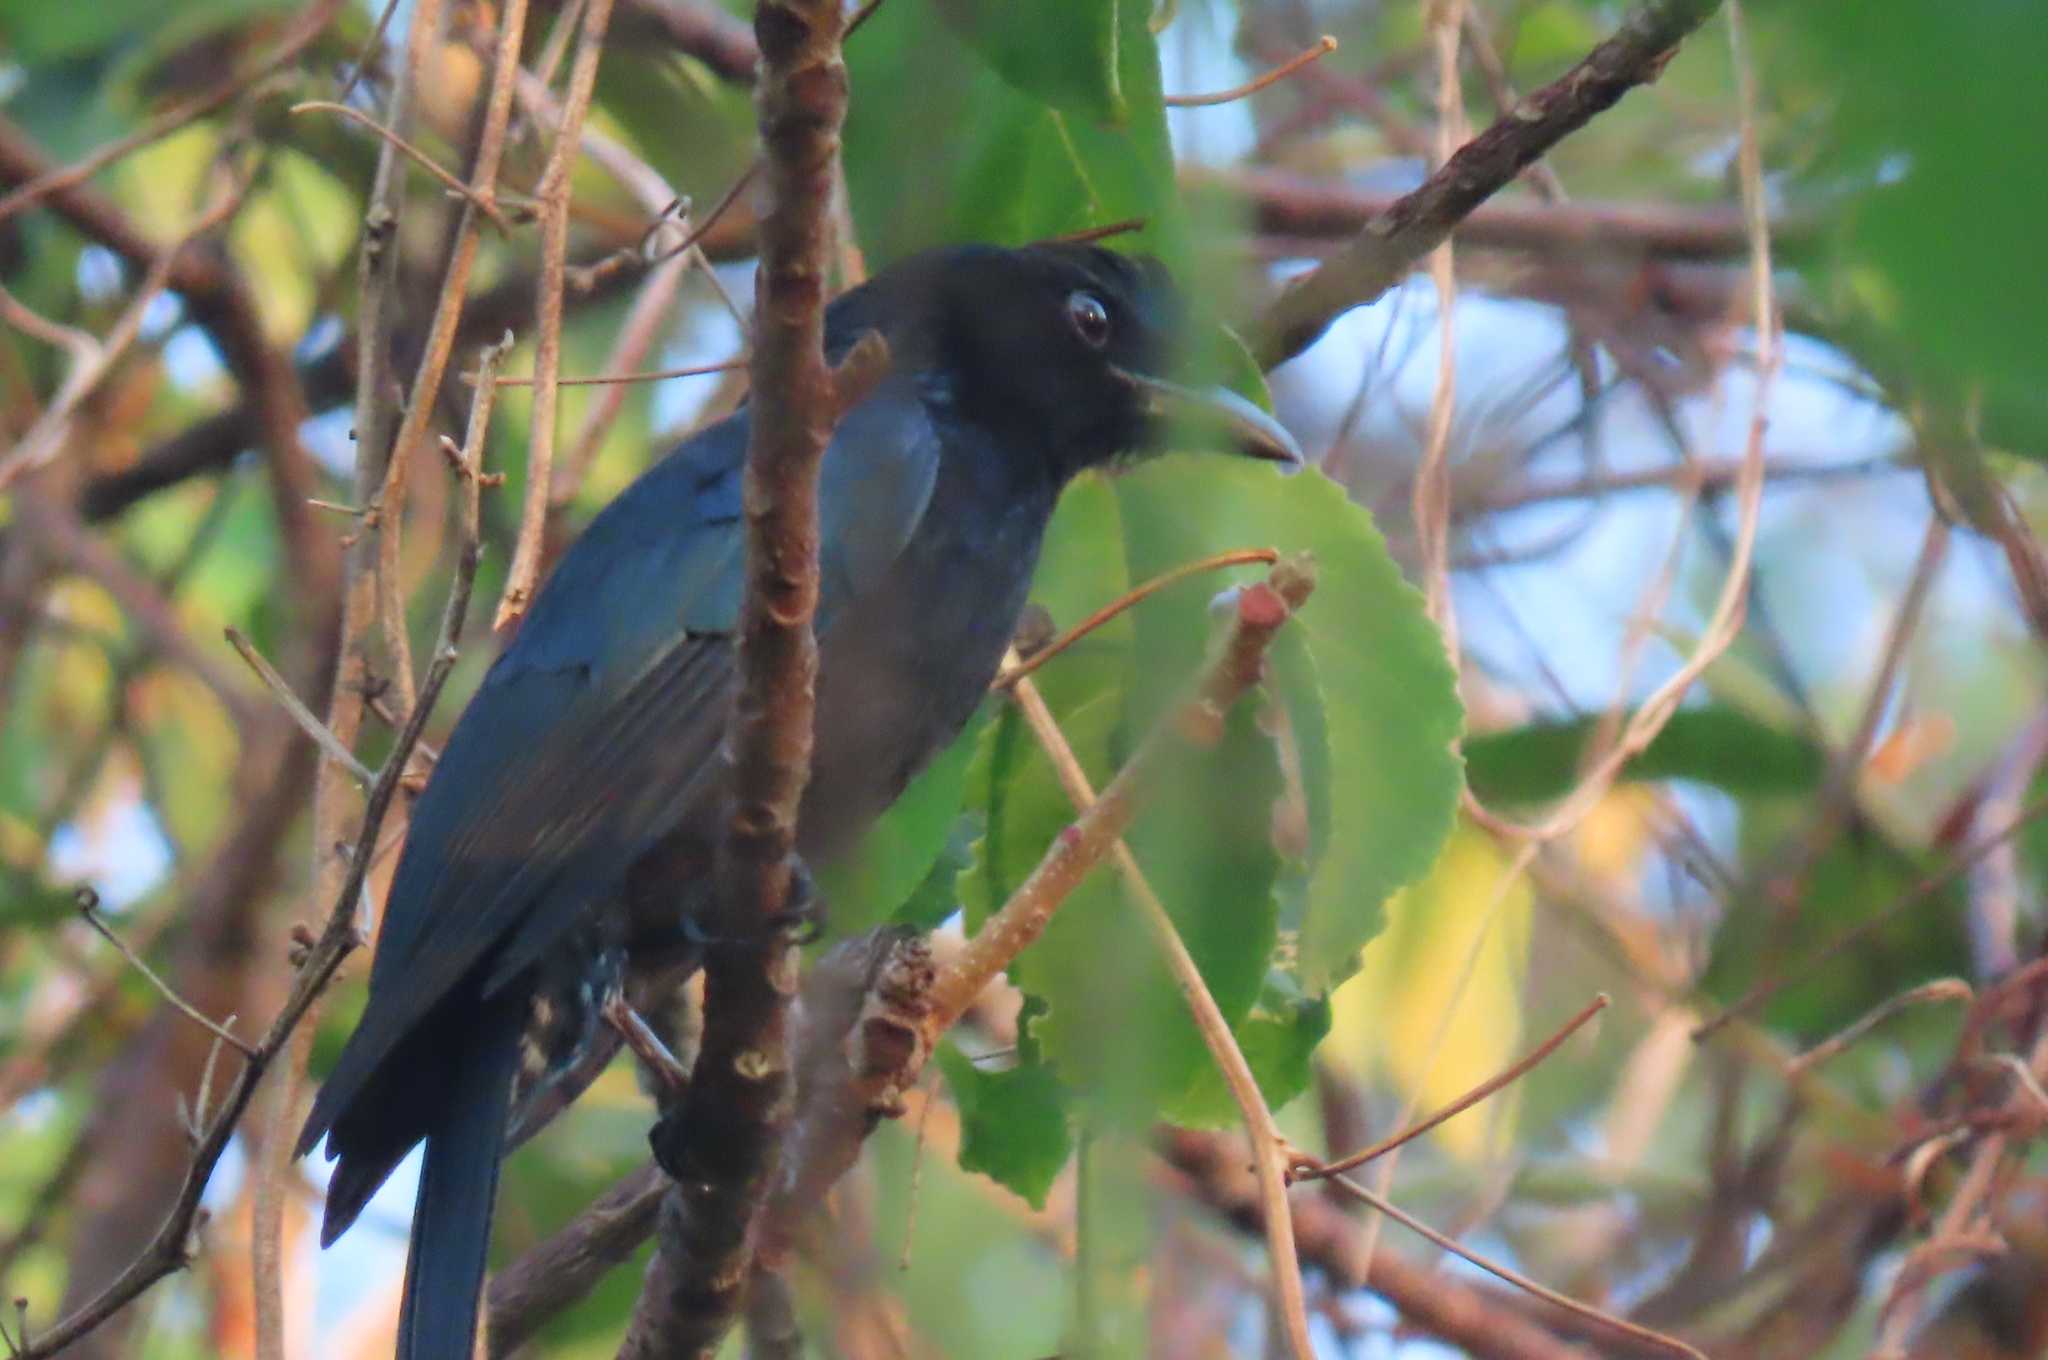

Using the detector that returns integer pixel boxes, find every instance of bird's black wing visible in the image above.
[300,379,943,1154]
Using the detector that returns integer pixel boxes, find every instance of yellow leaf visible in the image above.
[119,123,216,242]
[1329,822,1532,1161]
[1572,784,1656,887]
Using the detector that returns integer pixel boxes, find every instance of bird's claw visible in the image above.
[657,862,826,953]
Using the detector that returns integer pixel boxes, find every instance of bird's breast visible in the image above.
[801,464,1055,862]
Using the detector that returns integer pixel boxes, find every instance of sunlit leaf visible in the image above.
[937,1041,1072,1209]
[1113,458,1464,991]
[1333,823,1531,1161]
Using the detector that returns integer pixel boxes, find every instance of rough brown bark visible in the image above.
[620,0,852,1353]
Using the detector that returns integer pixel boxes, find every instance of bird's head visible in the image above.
[829,243,1302,484]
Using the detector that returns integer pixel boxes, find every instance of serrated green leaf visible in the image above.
[1162,981,1331,1127]
[937,1043,1073,1209]
[1112,458,1464,991]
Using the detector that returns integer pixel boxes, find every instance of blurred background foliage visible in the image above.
[4,0,2048,1356]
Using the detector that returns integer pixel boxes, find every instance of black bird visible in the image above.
[295,242,1301,1359]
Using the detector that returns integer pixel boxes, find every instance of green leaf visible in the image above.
[1164,979,1331,1126]
[931,0,1124,124]
[846,0,1178,259]
[1774,1,2048,451]
[1123,693,1285,1126]
[936,1042,1073,1209]
[958,692,1124,934]
[890,813,981,931]
[820,709,987,934]
[1465,706,1826,806]
[1700,813,1970,1040]
[1112,458,1464,991]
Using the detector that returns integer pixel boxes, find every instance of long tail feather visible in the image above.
[396,992,524,1360]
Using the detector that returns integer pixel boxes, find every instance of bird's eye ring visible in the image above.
[1065,291,1111,348]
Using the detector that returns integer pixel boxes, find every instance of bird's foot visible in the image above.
[765,862,827,945]
[654,861,826,953]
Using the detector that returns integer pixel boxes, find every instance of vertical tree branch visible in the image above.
[619,0,851,1353]
[374,0,530,705]
[247,7,435,1351]
[491,0,620,631]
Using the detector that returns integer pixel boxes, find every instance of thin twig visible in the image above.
[1,147,263,487]
[1460,453,1902,517]
[1006,649,1318,1360]
[1313,1162,1709,1360]
[0,260,173,487]
[1782,980,1973,1079]
[992,547,1280,688]
[373,0,532,712]
[491,0,620,632]
[225,628,375,788]
[1413,0,1466,652]
[288,101,514,228]
[1305,994,1610,1179]
[1165,36,1337,108]
[1044,218,1147,246]
[494,357,750,388]
[74,889,256,1058]
[1349,3,1470,1285]
[334,0,404,104]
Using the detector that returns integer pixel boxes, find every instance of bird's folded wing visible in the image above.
[306,383,943,1123]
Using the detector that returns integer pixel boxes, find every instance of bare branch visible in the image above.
[491,0,620,633]
[225,628,375,788]
[484,1163,670,1357]
[1163,1128,1600,1360]
[620,0,853,1350]
[74,889,256,1059]
[1250,0,1727,368]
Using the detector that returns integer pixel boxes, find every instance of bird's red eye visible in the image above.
[1065,291,1111,348]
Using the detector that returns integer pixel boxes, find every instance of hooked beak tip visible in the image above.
[1118,368,1304,470]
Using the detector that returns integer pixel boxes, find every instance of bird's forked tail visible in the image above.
[394,998,523,1360]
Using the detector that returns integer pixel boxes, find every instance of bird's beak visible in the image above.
[1117,369,1304,468]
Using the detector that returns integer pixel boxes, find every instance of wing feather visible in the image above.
[304,379,941,1146]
